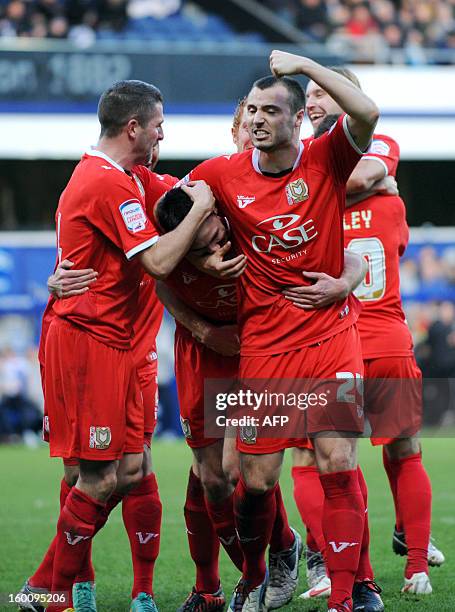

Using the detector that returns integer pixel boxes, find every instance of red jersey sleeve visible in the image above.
[133,165,173,219]
[308,114,364,186]
[89,180,159,260]
[362,134,400,177]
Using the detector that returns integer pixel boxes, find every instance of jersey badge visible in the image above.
[368,140,390,156]
[89,426,112,449]
[237,195,256,209]
[180,417,192,439]
[285,179,309,205]
[119,199,147,233]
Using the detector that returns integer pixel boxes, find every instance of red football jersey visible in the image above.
[186,115,362,356]
[164,258,238,331]
[129,166,177,368]
[343,134,413,358]
[52,150,159,350]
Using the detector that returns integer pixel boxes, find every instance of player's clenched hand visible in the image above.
[194,323,240,357]
[375,175,399,196]
[48,259,98,299]
[181,180,215,218]
[270,50,305,77]
[283,271,349,310]
[198,242,247,279]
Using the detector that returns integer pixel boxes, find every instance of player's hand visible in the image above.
[48,259,98,299]
[181,180,215,217]
[270,50,305,77]
[283,271,349,309]
[198,242,247,279]
[375,175,399,196]
[194,323,240,356]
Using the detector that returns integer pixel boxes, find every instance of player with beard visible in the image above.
[290,68,444,608]
[182,51,379,612]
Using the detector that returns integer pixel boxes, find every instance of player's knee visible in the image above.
[319,448,356,473]
[223,460,240,488]
[242,471,278,495]
[63,465,79,487]
[91,470,118,499]
[201,472,231,501]
[386,436,421,461]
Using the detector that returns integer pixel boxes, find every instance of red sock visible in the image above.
[382,448,403,531]
[205,493,243,571]
[320,470,365,610]
[49,488,104,611]
[234,478,276,587]
[29,479,72,589]
[269,484,294,553]
[122,474,162,598]
[355,466,374,582]
[292,466,326,555]
[184,469,220,593]
[75,492,123,584]
[391,453,431,577]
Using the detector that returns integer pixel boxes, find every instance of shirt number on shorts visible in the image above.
[347,237,386,301]
[336,371,363,404]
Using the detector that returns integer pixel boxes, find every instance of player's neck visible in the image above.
[257,141,300,174]
[95,139,135,172]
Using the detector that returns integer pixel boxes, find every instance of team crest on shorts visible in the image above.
[180,417,192,439]
[239,425,257,445]
[89,426,112,449]
[285,179,309,205]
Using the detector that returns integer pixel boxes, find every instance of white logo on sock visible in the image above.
[136,532,159,544]
[64,532,90,546]
[329,541,359,553]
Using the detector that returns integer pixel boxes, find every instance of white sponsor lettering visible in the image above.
[252,214,318,253]
[119,199,147,233]
[136,532,159,544]
[329,541,359,553]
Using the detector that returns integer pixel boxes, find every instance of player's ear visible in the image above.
[295,108,305,129]
[126,118,140,140]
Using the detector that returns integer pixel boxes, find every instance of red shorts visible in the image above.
[137,363,159,435]
[175,328,239,448]
[237,325,364,454]
[45,317,144,461]
[365,355,422,446]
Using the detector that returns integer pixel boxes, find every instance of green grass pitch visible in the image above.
[0,437,454,611]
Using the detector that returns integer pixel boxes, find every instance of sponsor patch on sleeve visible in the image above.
[367,140,390,156]
[119,199,147,232]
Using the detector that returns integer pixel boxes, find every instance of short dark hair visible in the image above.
[98,80,163,138]
[250,76,306,114]
[156,187,193,233]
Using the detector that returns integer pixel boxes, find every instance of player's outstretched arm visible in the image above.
[139,181,215,280]
[48,259,98,299]
[282,250,366,309]
[156,282,240,356]
[270,50,379,151]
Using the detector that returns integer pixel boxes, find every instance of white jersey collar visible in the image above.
[85,148,125,173]
[251,141,304,175]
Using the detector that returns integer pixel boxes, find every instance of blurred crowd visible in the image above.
[1,0,455,60]
[265,0,455,61]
